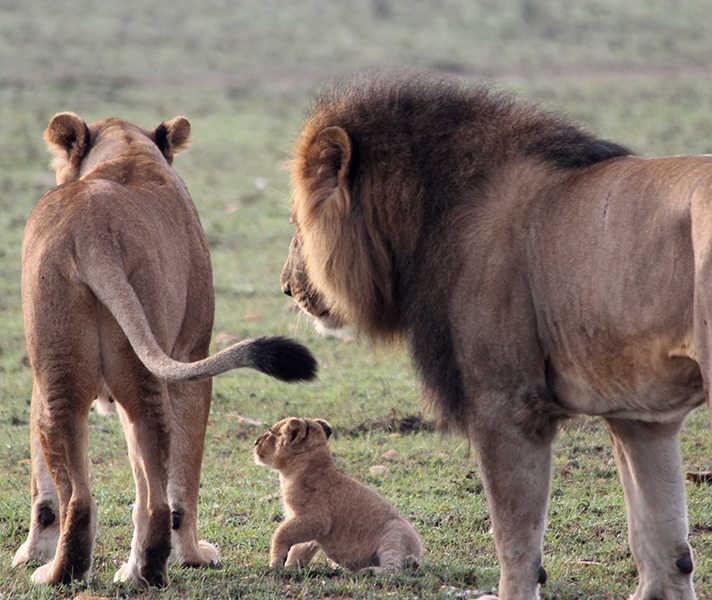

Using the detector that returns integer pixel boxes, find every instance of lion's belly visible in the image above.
[547,346,705,422]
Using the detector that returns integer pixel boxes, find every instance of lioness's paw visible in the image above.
[30,561,55,585]
[114,561,146,588]
[172,540,219,566]
[30,560,91,585]
[13,529,60,567]
[196,540,219,564]
[12,542,33,567]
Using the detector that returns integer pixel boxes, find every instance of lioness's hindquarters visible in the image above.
[254,417,422,572]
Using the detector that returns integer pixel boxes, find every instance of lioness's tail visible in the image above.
[79,256,317,383]
[167,335,318,383]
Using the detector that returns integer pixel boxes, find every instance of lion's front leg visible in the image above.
[606,418,696,600]
[470,399,557,600]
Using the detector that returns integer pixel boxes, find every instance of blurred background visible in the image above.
[3,0,712,306]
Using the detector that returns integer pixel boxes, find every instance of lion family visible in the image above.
[15,72,712,599]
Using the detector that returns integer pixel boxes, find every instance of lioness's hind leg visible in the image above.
[28,379,98,585]
[166,380,218,567]
[112,382,172,588]
[606,418,695,600]
[13,409,60,568]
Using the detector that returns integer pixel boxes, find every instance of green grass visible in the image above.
[1,0,712,598]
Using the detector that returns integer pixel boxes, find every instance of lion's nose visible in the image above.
[282,282,292,297]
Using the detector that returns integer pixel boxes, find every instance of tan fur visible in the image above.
[254,417,422,572]
[14,113,316,588]
[280,73,710,599]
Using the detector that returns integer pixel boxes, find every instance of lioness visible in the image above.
[254,417,422,572]
[280,72,710,599]
[13,113,317,587]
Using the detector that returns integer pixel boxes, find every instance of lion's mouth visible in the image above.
[314,314,343,331]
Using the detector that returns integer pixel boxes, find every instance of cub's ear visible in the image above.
[44,112,91,183]
[284,418,309,445]
[153,116,191,165]
[315,419,333,440]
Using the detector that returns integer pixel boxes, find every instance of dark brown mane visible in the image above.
[307,72,632,178]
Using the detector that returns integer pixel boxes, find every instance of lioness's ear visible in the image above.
[44,112,90,183]
[315,419,333,440]
[153,116,191,165]
[284,418,308,445]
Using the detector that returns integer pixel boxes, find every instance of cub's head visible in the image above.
[44,112,192,185]
[254,417,333,471]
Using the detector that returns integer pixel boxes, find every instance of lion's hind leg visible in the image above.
[606,418,696,600]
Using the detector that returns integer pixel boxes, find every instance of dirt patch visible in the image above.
[339,413,436,438]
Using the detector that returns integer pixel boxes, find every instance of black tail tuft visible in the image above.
[249,336,318,382]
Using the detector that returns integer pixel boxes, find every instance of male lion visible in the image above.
[254,417,422,572]
[13,113,317,587]
[280,73,710,600]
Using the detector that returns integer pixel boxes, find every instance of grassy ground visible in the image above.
[1,1,712,598]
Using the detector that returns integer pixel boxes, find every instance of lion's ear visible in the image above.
[153,116,191,165]
[312,126,353,211]
[44,112,90,183]
[315,419,333,440]
[284,418,308,445]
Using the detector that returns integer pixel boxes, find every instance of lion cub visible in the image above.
[254,417,422,572]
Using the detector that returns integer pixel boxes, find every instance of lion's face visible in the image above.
[280,232,345,332]
[254,417,333,470]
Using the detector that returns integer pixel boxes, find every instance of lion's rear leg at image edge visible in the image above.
[606,418,696,600]
[469,396,556,600]
[165,379,219,567]
[112,379,173,587]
